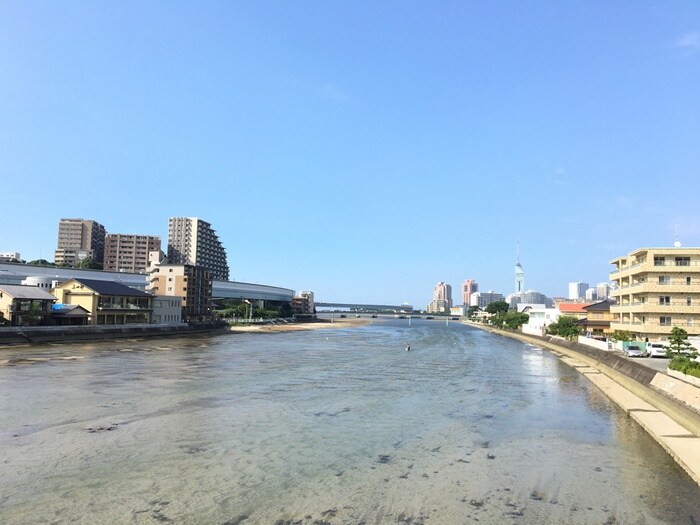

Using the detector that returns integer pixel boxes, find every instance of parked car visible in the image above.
[625,344,646,357]
[647,342,667,358]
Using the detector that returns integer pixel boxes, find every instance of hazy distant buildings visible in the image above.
[427,281,453,313]
[507,289,552,308]
[54,218,106,266]
[462,279,478,307]
[167,217,229,280]
[470,291,504,308]
[568,281,589,300]
[103,234,161,273]
[596,282,610,300]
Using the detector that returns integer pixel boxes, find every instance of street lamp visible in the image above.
[243,299,252,323]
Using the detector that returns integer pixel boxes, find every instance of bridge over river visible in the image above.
[315,301,414,312]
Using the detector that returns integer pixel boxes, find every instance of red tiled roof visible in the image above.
[558,303,591,313]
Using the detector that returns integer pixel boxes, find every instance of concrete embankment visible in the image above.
[0,323,226,346]
[468,322,700,487]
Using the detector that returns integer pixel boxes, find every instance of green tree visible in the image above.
[78,257,102,270]
[466,305,480,319]
[503,311,529,330]
[485,301,509,315]
[27,259,56,267]
[546,316,581,340]
[610,330,632,343]
[665,327,698,358]
[18,303,43,326]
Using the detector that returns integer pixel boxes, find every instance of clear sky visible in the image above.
[2,1,699,308]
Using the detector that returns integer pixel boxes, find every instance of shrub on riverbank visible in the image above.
[668,355,700,379]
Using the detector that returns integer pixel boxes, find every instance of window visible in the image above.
[688,317,694,327]
[659,276,671,285]
[688,297,692,306]
[654,256,665,266]
[659,316,672,326]
[659,296,671,305]
[687,277,692,285]
[675,257,690,266]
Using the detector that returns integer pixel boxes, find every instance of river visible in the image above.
[1,319,699,524]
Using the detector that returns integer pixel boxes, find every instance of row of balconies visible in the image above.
[611,303,697,314]
[611,261,700,276]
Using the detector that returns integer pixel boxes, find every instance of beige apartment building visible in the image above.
[103,234,161,273]
[427,281,453,313]
[609,246,700,341]
[148,262,213,321]
[54,218,106,266]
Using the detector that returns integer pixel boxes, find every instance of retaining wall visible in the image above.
[0,323,226,345]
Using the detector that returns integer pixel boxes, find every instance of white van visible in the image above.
[647,342,666,358]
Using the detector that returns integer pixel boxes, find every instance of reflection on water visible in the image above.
[1,320,699,524]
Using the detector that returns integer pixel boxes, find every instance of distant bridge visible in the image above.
[316,302,414,312]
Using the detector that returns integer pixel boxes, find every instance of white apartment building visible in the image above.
[470,291,504,308]
[609,246,700,340]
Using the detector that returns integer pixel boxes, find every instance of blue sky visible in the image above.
[2,1,699,308]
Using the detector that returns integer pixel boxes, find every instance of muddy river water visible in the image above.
[1,319,699,524]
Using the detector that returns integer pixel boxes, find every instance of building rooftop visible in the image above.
[0,284,56,300]
[66,278,153,297]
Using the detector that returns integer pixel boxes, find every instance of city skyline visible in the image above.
[2,2,699,308]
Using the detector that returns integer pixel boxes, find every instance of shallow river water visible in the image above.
[1,319,699,524]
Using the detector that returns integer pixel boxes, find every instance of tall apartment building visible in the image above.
[609,246,700,340]
[427,281,453,313]
[596,282,610,300]
[462,279,478,306]
[167,217,229,280]
[54,218,106,266]
[103,234,161,273]
[148,261,213,321]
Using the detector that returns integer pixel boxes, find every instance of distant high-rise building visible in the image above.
[462,279,478,306]
[470,291,505,308]
[596,282,610,300]
[54,218,106,266]
[103,234,161,273]
[427,281,453,313]
[568,281,589,300]
[167,217,229,280]
[515,244,524,293]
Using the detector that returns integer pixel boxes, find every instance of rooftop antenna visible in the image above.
[674,225,682,248]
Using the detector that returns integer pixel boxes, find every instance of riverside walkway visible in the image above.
[469,322,700,488]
